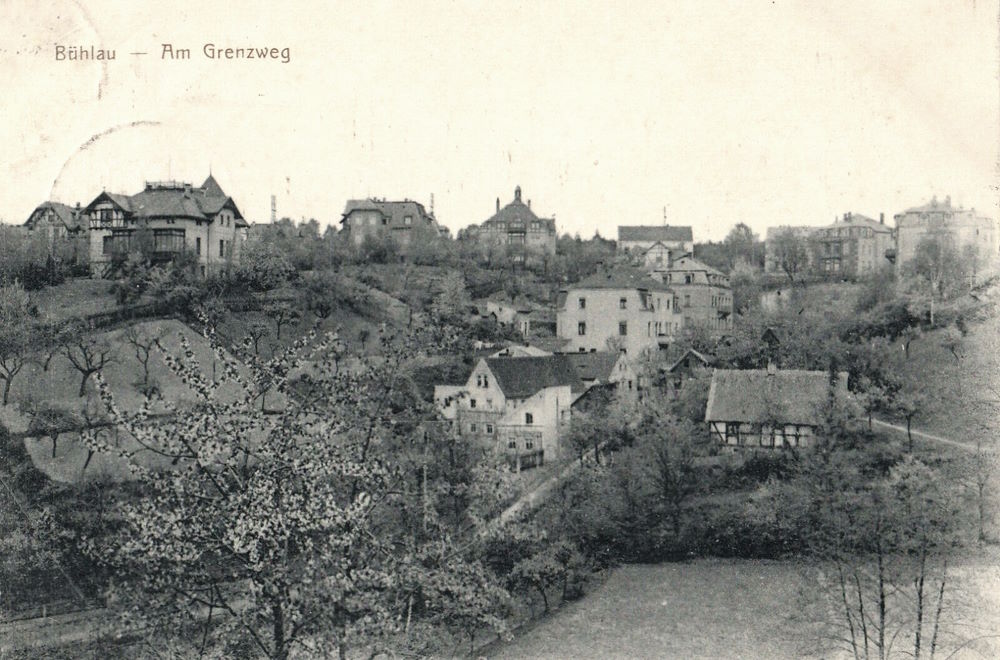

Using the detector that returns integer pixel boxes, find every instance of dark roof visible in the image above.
[484,355,585,399]
[619,225,693,243]
[25,202,83,231]
[704,368,848,426]
[479,187,556,232]
[341,199,437,228]
[667,349,712,373]
[903,196,956,214]
[562,351,622,383]
[567,267,674,292]
[816,214,892,233]
[83,176,245,226]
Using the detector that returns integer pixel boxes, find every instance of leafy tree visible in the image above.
[264,302,301,341]
[238,240,295,292]
[770,228,811,283]
[901,233,967,325]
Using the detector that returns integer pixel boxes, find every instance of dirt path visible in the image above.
[872,417,976,451]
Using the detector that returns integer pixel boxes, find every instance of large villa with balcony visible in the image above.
[84,175,247,277]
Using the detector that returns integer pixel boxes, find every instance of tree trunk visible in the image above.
[79,371,91,397]
[914,552,926,660]
[2,376,11,406]
[273,600,287,660]
[906,417,913,452]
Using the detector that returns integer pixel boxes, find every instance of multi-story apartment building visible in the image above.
[893,196,997,281]
[814,212,895,277]
[339,198,447,254]
[617,225,693,258]
[556,268,682,356]
[84,175,247,277]
[651,254,733,334]
[462,186,557,263]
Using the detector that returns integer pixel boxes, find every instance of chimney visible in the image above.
[496,197,500,213]
[515,185,522,202]
[766,358,777,375]
[528,199,531,209]
[880,212,884,225]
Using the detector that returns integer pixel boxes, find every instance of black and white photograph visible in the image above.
[1,1,999,657]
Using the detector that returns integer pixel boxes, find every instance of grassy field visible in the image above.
[490,553,1000,660]
[28,278,118,322]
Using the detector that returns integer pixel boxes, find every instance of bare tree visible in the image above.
[123,325,163,388]
[58,322,116,397]
[265,302,301,341]
[0,282,33,405]
[770,228,811,284]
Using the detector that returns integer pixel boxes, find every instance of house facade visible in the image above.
[339,198,446,254]
[650,254,733,334]
[813,212,895,277]
[617,225,694,258]
[562,351,638,399]
[555,269,682,356]
[704,366,848,451]
[434,355,583,465]
[84,175,246,278]
[893,196,997,281]
[23,201,89,264]
[462,186,557,263]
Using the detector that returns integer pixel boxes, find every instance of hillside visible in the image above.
[0,319,267,484]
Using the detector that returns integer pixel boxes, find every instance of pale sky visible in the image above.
[0,0,997,241]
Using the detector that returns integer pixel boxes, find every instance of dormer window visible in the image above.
[404,215,412,226]
[619,297,627,309]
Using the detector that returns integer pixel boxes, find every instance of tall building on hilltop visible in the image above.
[461,186,557,264]
[813,212,895,277]
[339,198,447,255]
[893,196,997,281]
[84,174,247,278]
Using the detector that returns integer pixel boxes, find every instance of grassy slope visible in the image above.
[889,304,1000,445]
[0,319,254,484]
[28,278,118,322]
[492,554,1000,660]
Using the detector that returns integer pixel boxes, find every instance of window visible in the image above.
[725,424,738,445]
[628,380,633,390]
[684,274,692,284]
[578,322,586,335]
[684,294,691,307]
[526,440,534,450]
[486,424,493,434]
[200,265,206,277]
[525,412,534,425]
[404,215,412,226]
[381,217,387,226]
[483,375,489,388]
[508,440,517,449]
[619,297,627,309]
[470,399,477,409]
[578,297,586,309]
[470,423,477,433]
[102,235,113,255]
[153,228,185,253]
[619,322,627,335]
[219,239,225,258]
[196,237,202,255]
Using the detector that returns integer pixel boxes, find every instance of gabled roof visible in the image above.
[484,355,585,399]
[82,177,244,225]
[341,199,437,228]
[562,351,623,383]
[704,368,847,426]
[479,187,556,232]
[619,225,693,243]
[25,202,83,231]
[667,255,726,278]
[667,348,712,373]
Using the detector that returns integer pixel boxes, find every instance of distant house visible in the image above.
[434,354,584,467]
[461,186,557,264]
[764,226,817,275]
[339,198,446,255]
[652,254,733,335]
[556,267,681,356]
[704,365,847,451]
[618,225,694,258]
[814,212,895,277]
[84,175,247,278]
[24,201,85,240]
[563,350,637,396]
[893,196,997,282]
